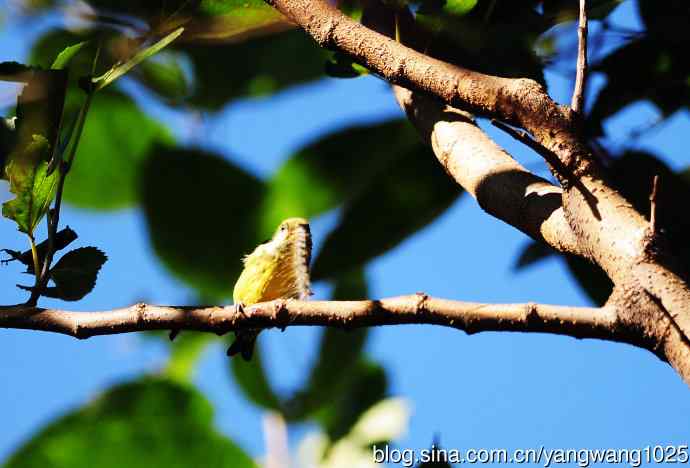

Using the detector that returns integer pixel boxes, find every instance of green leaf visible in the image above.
[316,360,388,442]
[185,29,328,110]
[260,119,417,236]
[283,269,369,420]
[51,41,89,70]
[93,27,185,91]
[564,254,613,307]
[229,340,282,411]
[414,3,546,84]
[4,377,256,468]
[135,54,189,101]
[589,38,690,136]
[514,240,554,270]
[2,136,58,234]
[442,0,479,16]
[34,246,108,301]
[325,52,370,78]
[165,332,215,382]
[62,90,173,210]
[312,144,462,280]
[140,147,264,298]
[2,69,67,234]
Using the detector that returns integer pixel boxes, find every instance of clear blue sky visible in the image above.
[1,0,689,464]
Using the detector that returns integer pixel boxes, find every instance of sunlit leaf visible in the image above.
[2,68,67,234]
[62,90,173,210]
[51,41,89,70]
[4,377,256,468]
[93,27,184,91]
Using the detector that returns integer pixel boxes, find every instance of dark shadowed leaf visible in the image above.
[283,269,370,420]
[514,240,554,270]
[184,29,328,110]
[34,246,108,301]
[589,38,690,136]
[135,53,189,101]
[260,119,418,236]
[62,90,173,210]
[564,254,613,306]
[312,144,462,280]
[141,147,263,298]
[78,0,290,42]
[637,0,690,45]
[1,226,78,274]
[315,360,388,442]
[325,52,370,78]
[4,377,256,468]
[229,340,282,411]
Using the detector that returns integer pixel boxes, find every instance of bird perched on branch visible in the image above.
[227,217,312,360]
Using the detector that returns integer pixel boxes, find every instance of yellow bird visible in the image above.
[228,217,312,360]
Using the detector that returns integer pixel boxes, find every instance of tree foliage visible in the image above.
[1,0,689,465]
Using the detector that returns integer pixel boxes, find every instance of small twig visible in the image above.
[649,174,660,232]
[491,120,566,173]
[571,0,588,114]
[491,119,601,219]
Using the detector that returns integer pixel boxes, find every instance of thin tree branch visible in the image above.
[649,174,659,232]
[571,0,588,115]
[0,296,618,343]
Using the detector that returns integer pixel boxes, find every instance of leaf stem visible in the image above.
[27,90,94,306]
[28,234,40,280]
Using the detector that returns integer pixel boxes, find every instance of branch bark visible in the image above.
[0,296,619,342]
[571,0,588,114]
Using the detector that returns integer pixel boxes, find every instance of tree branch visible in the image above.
[571,0,588,115]
[0,296,618,342]
[264,0,594,176]
[393,87,582,256]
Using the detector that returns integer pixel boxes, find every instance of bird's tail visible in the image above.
[227,330,258,361]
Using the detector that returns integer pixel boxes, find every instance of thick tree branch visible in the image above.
[0,296,618,342]
[393,87,582,256]
[571,0,588,114]
[264,0,595,177]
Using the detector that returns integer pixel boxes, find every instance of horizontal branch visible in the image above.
[0,296,618,343]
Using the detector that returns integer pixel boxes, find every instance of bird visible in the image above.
[227,217,312,360]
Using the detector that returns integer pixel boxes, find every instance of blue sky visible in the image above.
[1,0,689,465]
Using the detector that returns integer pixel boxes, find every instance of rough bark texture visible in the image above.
[261,0,690,384]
